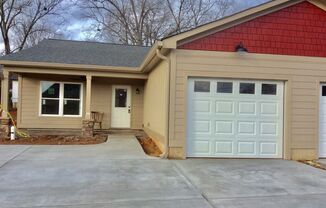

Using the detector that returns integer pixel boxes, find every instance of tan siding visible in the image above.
[19,75,144,130]
[171,49,326,160]
[20,76,84,129]
[131,86,144,129]
[91,81,111,129]
[143,59,169,149]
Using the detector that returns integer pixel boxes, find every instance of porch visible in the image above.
[0,69,147,137]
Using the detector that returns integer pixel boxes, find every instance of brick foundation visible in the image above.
[0,118,10,138]
[82,119,94,137]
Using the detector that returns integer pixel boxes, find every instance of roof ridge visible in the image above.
[46,38,151,48]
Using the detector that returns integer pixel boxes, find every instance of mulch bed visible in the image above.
[0,134,107,145]
[136,135,162,157]
[299,160,326,171]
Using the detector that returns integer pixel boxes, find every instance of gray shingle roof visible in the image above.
[0,39,151,68]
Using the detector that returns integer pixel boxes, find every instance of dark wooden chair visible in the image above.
[91,111,104,129]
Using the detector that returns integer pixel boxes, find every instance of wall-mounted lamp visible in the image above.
[136,88,140,94]
[235,42,248,53]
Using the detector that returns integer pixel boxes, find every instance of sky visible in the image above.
[62,0,271,41]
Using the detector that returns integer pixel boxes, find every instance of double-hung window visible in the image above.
[40,81,82,116]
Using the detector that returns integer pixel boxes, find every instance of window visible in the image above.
[322,86,326,96]
[41,81,82,116]
[115,89,127,107]
[63,84,82,115]
[194,81,210,92]
[262,84,277,95]
[41,83,60,115]
[217,82,233,93]
[240,83,255,94]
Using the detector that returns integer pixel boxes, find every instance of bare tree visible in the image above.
[166,0,235,36]
[80,0,168,46]
[81,0,235,46]
[0,0,65,55]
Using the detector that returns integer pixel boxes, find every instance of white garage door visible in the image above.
[319,84,326,158]
[187,78,284,158]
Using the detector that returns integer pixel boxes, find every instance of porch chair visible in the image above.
[91,111,104,130]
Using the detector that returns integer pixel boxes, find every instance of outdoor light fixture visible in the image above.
[235,42,248,52]
[136,88,140,94]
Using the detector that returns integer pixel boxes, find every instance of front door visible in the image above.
[111,85,131,128]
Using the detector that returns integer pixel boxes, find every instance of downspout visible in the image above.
[155,46,170,159]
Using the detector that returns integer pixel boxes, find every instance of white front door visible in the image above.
[187,78,284,158]
[319,84,326,158]
[111,85,131,128]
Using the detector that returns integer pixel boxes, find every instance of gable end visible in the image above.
[178,1,326,58]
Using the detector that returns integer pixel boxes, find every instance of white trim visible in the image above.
[39,81,83,117]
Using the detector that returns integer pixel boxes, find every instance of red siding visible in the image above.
[178,1,326,57]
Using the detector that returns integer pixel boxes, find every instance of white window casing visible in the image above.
[39,81,83,117]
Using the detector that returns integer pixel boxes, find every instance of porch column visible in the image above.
[82,74,94,137]
[85,74,92,120]
[0,69,10,137]
[1,70,9,118]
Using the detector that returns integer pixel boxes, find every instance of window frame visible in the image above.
[239,82,256,95]
[217,81,233,94]
[261,83,277,95]
[194,80,210,93]
[39,81,83,117]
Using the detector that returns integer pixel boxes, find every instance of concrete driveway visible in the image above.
[0,136,326,208]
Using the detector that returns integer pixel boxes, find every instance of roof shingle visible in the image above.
[0,39,150,68]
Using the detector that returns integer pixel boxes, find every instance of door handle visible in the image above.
[128,106,131,114]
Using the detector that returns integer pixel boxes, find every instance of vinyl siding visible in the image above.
[171,49,326,160]
[143,59,169,151]
[19,75,85,129]
[18,75,144,130]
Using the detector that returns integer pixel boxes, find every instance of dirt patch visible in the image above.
[136,135,162,157]
[0,134,107,145]
[299,160,326,171]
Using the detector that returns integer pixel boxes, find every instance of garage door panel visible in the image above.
[237,141,256,155]
[188,78,284,158]
[188,140,211,155]
[216,101,235,114]
[193,100,211,113]
[238,102,257,115]
[260,142,278,156]
[214,141,234,155]
[192,120,211,134]
[238,121,256,135]
[260,102,279,116]
[260,122,278,136]
[215,121,234,134]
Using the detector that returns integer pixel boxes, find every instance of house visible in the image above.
[0,0,325,160]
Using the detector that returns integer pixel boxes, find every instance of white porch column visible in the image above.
[1,70,9,118]
[85,74,92,120]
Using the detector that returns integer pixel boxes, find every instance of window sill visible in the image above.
[39,115,83,118]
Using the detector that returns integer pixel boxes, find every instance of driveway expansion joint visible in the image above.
[172,161,216,208]
[0,145,31,169]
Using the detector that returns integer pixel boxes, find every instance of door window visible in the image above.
[240,83,255,94]
[322,86,326,96]
[217,82,233,93]
[194,81,210,92]
[115,89,127,107]
[262,84,277,95]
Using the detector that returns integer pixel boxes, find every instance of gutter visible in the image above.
[139,41,164,73]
